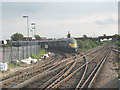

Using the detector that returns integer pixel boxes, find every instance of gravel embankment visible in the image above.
[93,51,118,88]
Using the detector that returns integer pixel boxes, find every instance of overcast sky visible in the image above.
[1,1,119,40]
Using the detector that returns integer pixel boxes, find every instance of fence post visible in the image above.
[10,46,13,62]
[28,45,29,57]
[30,45,32,56]
[26,45,27,58]
[7,47,9,62]
[36,44,38,55]
[26,43,28,58]
[17,46,19,61]
[40,44,41,52]
[36,42,37,55]
[34,42,35,55]
[22,46,24,59]
[2,46,5,63]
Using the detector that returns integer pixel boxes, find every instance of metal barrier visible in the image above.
[0,45,41,63]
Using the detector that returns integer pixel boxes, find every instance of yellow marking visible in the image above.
[69,43,77,48]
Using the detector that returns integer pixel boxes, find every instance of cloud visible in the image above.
[94,17,117,25]
[2,13,118,39]
[2,2,118,39]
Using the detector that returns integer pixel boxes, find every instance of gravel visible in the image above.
[93,51,118,88]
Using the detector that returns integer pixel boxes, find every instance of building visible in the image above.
[23,37,32,41]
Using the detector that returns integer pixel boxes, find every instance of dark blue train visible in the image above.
[8,38,78,52]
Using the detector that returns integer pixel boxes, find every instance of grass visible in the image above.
[1,49,47,74]
[31,48,48,59]
[77,39,111,52]
[77,39,98,51]
[8,62,15,68]
[0,62,22,74]
[0,68,16,77]
[8,61,22,68]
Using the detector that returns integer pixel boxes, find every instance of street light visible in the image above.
[31,22,36,36]
[30,30,33,38]
[23,15,29,41]
[23,15,30,57]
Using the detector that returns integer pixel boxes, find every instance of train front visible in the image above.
[67,38,78,52]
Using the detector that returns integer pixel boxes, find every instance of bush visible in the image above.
[8,61,22,68]
[8,62,15,68]
[77,39,98,51]
[31,49,48,59]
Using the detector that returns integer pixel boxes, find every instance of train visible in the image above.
[40,38,78,52]
[8,38,78,52]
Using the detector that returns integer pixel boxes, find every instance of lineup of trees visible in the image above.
[7,32,120,44]
[11,33,23,41]
[11,31,71,41]
[34,35,41,40]
[10,33,41,41]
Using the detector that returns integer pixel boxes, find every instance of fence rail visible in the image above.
[0,45,41,63]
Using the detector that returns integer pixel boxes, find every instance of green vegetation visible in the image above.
[34,35,41,40]
[83,34,88,40]
[0,61,22,74]
[116,35,120,67]
[77,39,97,51]
[8,62,15,68]
[116,35,120,49]
[99,40,111,45]
[67,31,71,38]
[11,33,24,41]
[2,44,11,47]
[8,61,22,68]
[31,48,48,59]
[77,39,110,51]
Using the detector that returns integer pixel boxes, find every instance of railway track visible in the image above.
[0,53,68,88]
[2,50,72,81]
[46,46,107,88]
[77,49,110,88]
[9,56,76,88]
[1,45,110,88]
[35,45,108,89]
[21,46,104,88]
[57,46,111,89]
[1,53,56,80]
[112,49,120,53]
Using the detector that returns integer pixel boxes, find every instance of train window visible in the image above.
[67,38,76,44]
[26,42,28,45]
[38,42,41,45]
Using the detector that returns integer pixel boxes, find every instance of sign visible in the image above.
[2,40,7,45]
[0,63,8,71]
[86,43,88,46]
[45,45,48,49]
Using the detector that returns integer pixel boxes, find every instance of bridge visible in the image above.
[75,35,114,42]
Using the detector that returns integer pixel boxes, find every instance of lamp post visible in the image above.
[23,15,29,57]
[23,15,29,41]
[31,22,36,37]
[30,30,34,38]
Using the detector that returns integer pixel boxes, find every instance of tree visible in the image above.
[11,33,23,41]
[83,35,87,40]
[116,34,120,48]
[103,34,106,37]
[113,34,120,42]
[34,35,41,40]
[67,31,71,38]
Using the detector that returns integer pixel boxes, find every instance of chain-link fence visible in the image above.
[0,45,41,63]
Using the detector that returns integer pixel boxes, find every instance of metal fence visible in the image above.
[0,45,41,63]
